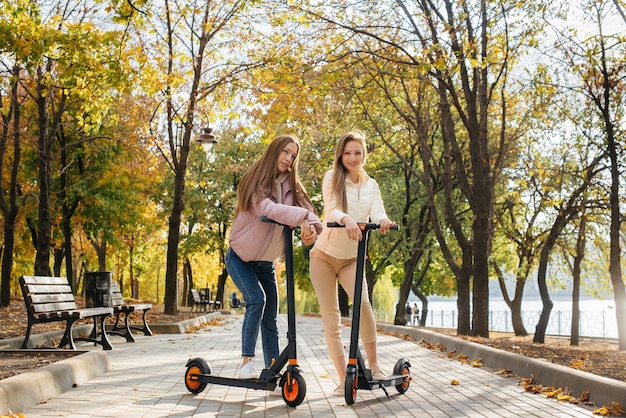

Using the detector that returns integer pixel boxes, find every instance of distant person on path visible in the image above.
[231,292,244,308]
[309,130,396,396]
[226,134,322,380]
[412,302,419,325]
[405,303,412,325]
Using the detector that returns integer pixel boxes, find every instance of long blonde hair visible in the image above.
[236,134,314,214]
[331,130,368,212]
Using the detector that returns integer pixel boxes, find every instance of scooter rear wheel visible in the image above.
[185,357,210,394]
[280,372,307,407]
[344,370,358,405]
[393,358,411,394]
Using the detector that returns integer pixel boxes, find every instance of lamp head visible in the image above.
[197,127,217,144]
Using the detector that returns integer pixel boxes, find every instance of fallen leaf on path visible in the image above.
[592,402,625,416]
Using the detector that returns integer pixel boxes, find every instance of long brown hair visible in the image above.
[236,134,315,215]
[331,130,367,212]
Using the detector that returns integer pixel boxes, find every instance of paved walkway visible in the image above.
[15,315,603,417]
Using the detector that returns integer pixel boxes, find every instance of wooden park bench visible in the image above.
[190,289,209,312]
[107,281,153,343]
[19,275,114,350]
[202,288,221,311]
[190,288,222,312]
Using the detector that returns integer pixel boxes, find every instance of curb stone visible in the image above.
[0,350,109,414]
[378,323,626,407]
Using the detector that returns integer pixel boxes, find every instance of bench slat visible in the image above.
[111,295,124,305]
[21,275,69,285]
[23,284,73,294]
[74,307,114,317]
[28,293,76,304]
[30,301,78,313]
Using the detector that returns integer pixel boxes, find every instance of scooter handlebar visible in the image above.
[326,221,399,231]
[259,215,298,229]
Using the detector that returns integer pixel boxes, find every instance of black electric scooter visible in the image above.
[328,222,411,405]
[184,217,306,407]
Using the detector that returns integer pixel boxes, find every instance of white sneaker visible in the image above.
[332,386,344,396]
[238,361,259,380]
[370,364,387,381]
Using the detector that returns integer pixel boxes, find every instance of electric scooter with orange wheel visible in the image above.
[328,221,411,405]
[184,216,306,407]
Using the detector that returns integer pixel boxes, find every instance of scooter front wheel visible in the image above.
[280,371,307,407]
[393,358,411,394]
[185,357,210,394]
[344,369,358,405]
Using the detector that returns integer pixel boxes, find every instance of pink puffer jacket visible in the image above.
[229,175,322,262]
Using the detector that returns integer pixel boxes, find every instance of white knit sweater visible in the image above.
[313,169,389,260]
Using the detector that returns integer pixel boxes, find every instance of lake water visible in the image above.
[416,298,619,339]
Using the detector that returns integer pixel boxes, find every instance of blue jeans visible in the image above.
[225,247,279,368]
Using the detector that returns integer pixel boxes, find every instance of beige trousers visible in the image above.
[309,247,378,359]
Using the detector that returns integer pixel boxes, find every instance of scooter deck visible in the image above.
[189,373,277,391]
[359,373,408,389]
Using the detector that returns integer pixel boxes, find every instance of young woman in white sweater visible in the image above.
[309,130,396,396]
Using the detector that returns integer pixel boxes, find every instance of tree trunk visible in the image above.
[164,153,187,314]
[569,213,586,346]
[418,117,473,335]
[418,296,428,327]
[441,87,475,336]
[63,222,73,287]
[533,149,600,343]
[493,261,528,336]
[162,0,215,315]
[413,82,475,335]
[0,224,15,307]
[53,247,64,277]
[182,258,192,307]
[471,196,492,337]
[0,65,21,307]
[507,297,524,336]
[396,244,425,326]
[130,244,138,299]
[456,258,473,335]
[90,239,107,272]
[534,220,565,343]
[216,265,228,308]
[59,129,78,288]
[607,120,626,350]
[584,3,626,350]
[468,0,493,339]
[395,276,411,326]
[34,84,53,277]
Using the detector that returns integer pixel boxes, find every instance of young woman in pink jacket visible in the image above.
[309,130,396,396]
[226,134,323,380]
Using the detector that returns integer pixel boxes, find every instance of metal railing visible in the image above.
[422,309,618,339]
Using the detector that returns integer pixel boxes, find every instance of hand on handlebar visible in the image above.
[300,221,317,246]
[343,217,363,241]
[379,219,396,235]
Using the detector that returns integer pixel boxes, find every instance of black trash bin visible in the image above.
[85,271,113,308]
